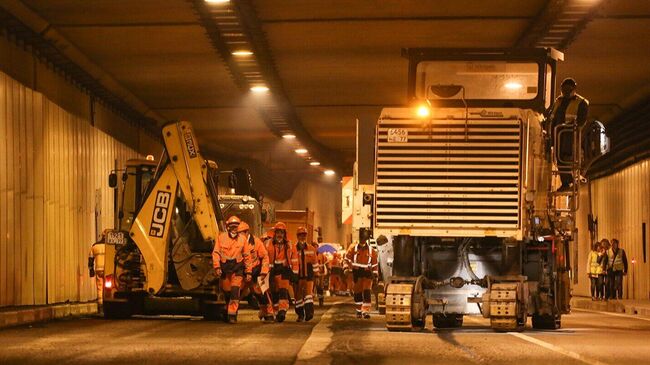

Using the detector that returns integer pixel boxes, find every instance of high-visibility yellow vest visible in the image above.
[610,248,625,271]
[549,94,587,125]
[587,250,603,276]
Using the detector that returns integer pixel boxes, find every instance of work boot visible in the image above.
[363,312,371,320]
[276,310,286,323]
[318,297,324,307]
[305,303,314,322]
[263,315,275,323]
[356,311,362,319]
[227,314,237,324]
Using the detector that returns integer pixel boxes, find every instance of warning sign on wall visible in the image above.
[341,176,353,225]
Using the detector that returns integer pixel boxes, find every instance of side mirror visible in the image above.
[582,120,610,168]
[108,173,118,188]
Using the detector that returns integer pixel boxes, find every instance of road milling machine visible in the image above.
[100,121,264,319]
[352,48,609,332]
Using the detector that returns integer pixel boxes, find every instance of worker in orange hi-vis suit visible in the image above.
[311,239,328,306]
[346,239,379,319]
[212,216,252,324]
[237,221,274,322]
[266,222,298,323]
[328,251,345,294]
[294,227,318,322]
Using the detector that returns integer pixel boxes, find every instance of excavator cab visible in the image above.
[109,159,157,232]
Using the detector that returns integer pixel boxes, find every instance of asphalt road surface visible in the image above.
[2,298,650,365]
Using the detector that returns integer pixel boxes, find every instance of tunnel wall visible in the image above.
[576,158,650,300]
[274,178,352,245]
[0,71,140,307]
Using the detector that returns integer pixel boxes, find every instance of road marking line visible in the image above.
[509,332,609,365]
[573,308,650,322]
[293,302,342,365]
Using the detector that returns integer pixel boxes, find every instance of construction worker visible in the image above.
[608,238,628,300]
[545,77,589,191]
[267,222,298,322]
[328,251,345,294]
[238,221,274,322]
[88,230,107,311]
[295,227,318,322]
[346,238,378,319]
[212,216,252,324]
[312,238,328,306]
[586,241,604,300]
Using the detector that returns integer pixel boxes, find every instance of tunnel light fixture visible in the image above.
[205,0,230,4]
[250,85,269,93]
[282,133,296,139]
[323,169,336,176]
[504,82,523,90]
[416,104,430,118]
[309,161,321,166]
[232,50,253,57]
[295,148,308,154]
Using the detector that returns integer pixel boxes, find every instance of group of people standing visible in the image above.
[211,216,379,323]
[587,238,628,300]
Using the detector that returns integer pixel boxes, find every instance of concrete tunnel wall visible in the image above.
[575,158,650,300]
[0,34,162,308]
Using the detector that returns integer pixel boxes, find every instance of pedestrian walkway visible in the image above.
[0,302,97,329]
[571,296,650,317]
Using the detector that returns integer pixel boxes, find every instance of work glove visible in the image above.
[215,268,223,278]
[89,268,95,278]
[245,274,253,282]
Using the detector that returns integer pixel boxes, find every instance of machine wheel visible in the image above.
[385,276,427,332]
[103,300,132,319]
[201,302,225,321]
[433,314,463,328]
[532,314,561,330]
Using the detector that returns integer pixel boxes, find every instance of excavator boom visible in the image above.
[129,121,220,294]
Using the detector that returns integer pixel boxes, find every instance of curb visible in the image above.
[570,297,650,318]
[0,302,98,329]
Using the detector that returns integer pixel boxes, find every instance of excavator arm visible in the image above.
[129,121,220,294]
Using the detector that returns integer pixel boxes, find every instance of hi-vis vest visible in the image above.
[549,94,588,125]
[587,250,603,276]
[610,248,625,271]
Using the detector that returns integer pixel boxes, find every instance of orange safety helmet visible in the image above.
[236,221,250,233]
[273,222,287,231]
[296,226,308,235]
[226,216,241,226]
[263,229,275,240]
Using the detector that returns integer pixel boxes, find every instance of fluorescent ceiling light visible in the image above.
[232,50,253,56]
[295,148,308,154]
[250,85,269,93]
[323,170,335,176]
[205,0,229,3]
[309,161,321,166]
[282,134,296,139]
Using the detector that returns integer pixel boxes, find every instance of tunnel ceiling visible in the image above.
[7,0,650,178]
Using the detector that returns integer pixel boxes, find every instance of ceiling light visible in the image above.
[205,0,229,3]
[504,82,523,90]
[323,170,335,176]
[309,161,321,166]
[250,85,269,93]
[416,104,430,118]
[295,148,308,154]
[282,134,296,139]
[232,50,253,57]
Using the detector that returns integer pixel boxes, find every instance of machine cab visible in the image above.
[109,158,157,233]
